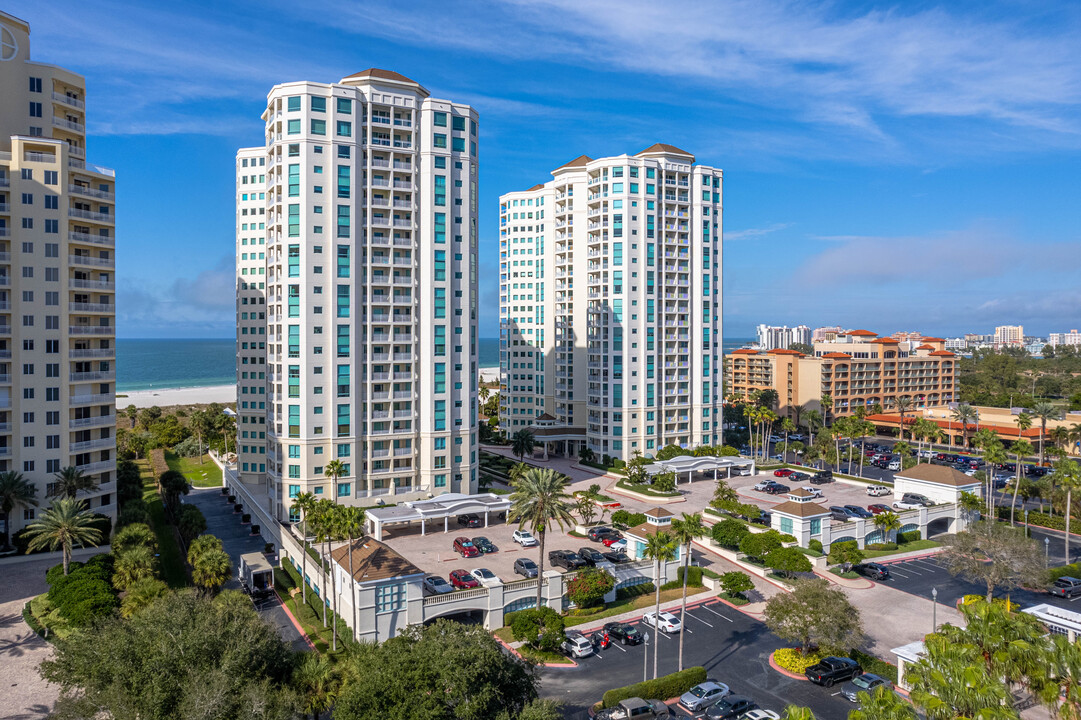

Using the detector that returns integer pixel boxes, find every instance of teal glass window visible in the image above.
[337,365,349,397]
[336,245,349,278]
[434,288,445,318]
[287,97,301,112]
[433,112,447,127]
[336,285,350,318]
[336,98,352,114]
[452,116,465,131]
[336,120,351,137]
[288,164,300,197]
[337,404,350,436]
[434,250,446,281]
[337,165,350,199]
[311,119,326,135]
[452,137,465,152]
[311,96,326,112]
[434,175,446,206]
[434,133,447,148]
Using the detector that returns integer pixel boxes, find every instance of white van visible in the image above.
[887,458,901,471]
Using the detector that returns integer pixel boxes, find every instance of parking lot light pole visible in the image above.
[643,631,650,682]
[1025,510,1030,538]
[931,588,938,632]
[1046,537,1050,567]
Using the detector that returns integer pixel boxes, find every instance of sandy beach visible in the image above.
[116,384,236,409]
[480,366,499,383]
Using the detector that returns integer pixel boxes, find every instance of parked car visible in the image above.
[853,562,890,580]
[790,433,806,441]
[643,610,682,633]
[750,510,772,526]
[866,485,891,497]
[603,621,644,645]
[867,504,891,515]
[470,568,500,587]
[453,536,480,558]
[594,697,671,720]
[790,472,811,483]
[422,575,454,595]
[600,532,624,546]
[549,550,585,570]
[578,547,607,566]
[830,506,859,522]
[841,673,893,702]
[560,632,594,658]
[605,538,629,552]
[513,558,539,578]
[799,486,824,499]
[887,459,901,471]
[603,550,632,564]
[893,492,933,510]
[774,469,794,478]
[588,526,618,541]
[805,656,862,686]
[1050,577,1081,598]
[448,569,479,589]
[763,483,790,495]
[678,681,730,713]
[457,513,482,528]
[753,480,777,491]
[472,536,497,554]
[769,435,784,443]
[810,470,834,484]
[703,694,757,719]
[844,504,874,519]
[512,529,538,547]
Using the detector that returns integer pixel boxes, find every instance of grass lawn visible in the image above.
[275,563,352,662]
[165,450,223,487]
[564,587,688,627]
[615,479,679,497]
[136,459,188,588]
[862,539,941,559]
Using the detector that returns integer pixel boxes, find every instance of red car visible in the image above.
[867,504,891,515]
[449,569,479,589]
[601,533,625,547]
[774,469,794,478]
[453,537,480,558]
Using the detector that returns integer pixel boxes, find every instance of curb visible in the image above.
[607,483,686,505]
[492,632,578,668]
[273,591,317,651]
[768,650,810,681]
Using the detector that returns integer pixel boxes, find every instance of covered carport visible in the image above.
[365,492,513,541]
[644,455,756,485]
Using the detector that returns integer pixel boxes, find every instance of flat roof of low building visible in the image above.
[1023,603,1081,634]
[643,455,754,475]
[365,493,512,524]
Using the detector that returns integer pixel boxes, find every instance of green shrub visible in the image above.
[1049,563,1081,581]
[712,518,749,549]
[774,648,823,673]
[661,566,704,591]
[568,567,615,608]
[611,510,647,529]
[898,530,922,543]
[740,530,783,561]
[866,542,898,551]
[601,666,707,708]
[720,571,754,598]
[961,595,1019,611]
[996,506,1067,531]
[507,606,565,651]
[808,539,824,553]
[849,649,898,684]
[616,582,654,600]
[765,547,813,578]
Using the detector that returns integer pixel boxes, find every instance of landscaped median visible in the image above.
[770,647,899,683]
[592,666,707,714]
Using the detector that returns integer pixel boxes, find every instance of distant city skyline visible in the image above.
[15,1,1081,340]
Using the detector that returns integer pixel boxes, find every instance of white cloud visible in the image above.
[117,256,236,336]
[725,223,793,241]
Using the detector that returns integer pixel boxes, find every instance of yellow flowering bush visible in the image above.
[773,648,823,673]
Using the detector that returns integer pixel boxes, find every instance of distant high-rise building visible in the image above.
[892,331,924,343]
[944,338,968,351]
[0,11,117,535]
[756,324,811,351]
[994,325,1024,347]
[1049,330,1081,348]
[812,326,844,342]
[499,144,724,460]
[238,69,479,523]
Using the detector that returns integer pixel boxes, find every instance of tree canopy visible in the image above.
[939,521,1046,601]
[762,578,863,655]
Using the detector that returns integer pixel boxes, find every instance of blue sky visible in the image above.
[22,0,1081,339]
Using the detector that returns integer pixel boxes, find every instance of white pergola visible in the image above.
[364,492,512,541]
[643,455,756,484]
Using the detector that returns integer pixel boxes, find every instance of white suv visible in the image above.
[560,633,594,658]
[512,529,538,547]
[866,485,890,497]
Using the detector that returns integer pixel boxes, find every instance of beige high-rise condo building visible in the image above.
[1049,330,1081,348]
[994,325,1024,347]
[0,11,117,538]
[499,145,723,461]
[238,70,479,523]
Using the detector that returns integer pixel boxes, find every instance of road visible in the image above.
[538,599,858,720]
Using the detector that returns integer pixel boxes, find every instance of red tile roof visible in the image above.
[767,348,803,355]
[921,337,946,342]
[915,344,935,350]
[871,338,899,344]
[844,329,877,336]
[929,351,956,357]
[344,68,420,85]
[635,143,695,160]
[731,348,760,355]
[822,352,853,359]
[864,413,1045,438]
[555,154,593,170]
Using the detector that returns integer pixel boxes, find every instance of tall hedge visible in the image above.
[601,666,707,708]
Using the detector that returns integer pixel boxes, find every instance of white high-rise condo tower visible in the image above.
[499,145,723,461]
[0,11,117,540]
[237,69,479,523]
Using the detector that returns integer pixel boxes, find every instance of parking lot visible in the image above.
[541,598,859,720]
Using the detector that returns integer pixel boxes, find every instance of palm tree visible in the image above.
[119,577,167,618]
[293,491,318,604]
[1053,460,1081,564]
[23,498,102,575]
[1033,402,1058,467]
[335,505,366,642]
[189,409,211,462]
[873,511,902,544]
[644,530,677,680]
[1070,423,1081,457]
[49,466,98,500]
[324,459,346,504]
[849,686,917,720]
[779,707,816,720]
[324,504,342,651]
[507,467,575,609]
[670,512,705,672]
[1008,441,1034,524]
[311,499,337,628]
[158,470,189,519]
[511,429,535,462]
[0,471,37,551]
[508,461,530,485]
[124,404,139,429]
[479,385,490,404]
[112,544,157,590]
[294,651,341,720]
[893,395,913,442]
[1052,426,1071,458]
[819,393,833,428]
[983,440,1009,515]
[791,403,806,431]
[191,545,231,595]
[951,404,979,451]
[804,409,822,446]
[780,418,796,461]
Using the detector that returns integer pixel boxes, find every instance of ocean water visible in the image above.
[118,336,755,391]
[117,339,236,392]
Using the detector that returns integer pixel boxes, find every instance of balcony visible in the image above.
[70,437,115,453]
[0,325,11,335]
[68,208,114,224]
[74,460,114,474]
[70,370,115,382]
[68,231,114,247]
[69,183,114,201]
[69,348,115,359]
[69,279,115,290]
[53,92,85,109]
[69,254,114,268]
[0,422,10,433]
[70,415,115,429]
[69,302,115,314]
[69,326,115,336]
[53,116,85,133]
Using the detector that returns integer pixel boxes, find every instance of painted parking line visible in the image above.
[888,569,913,579]
[701,604,734,623]
[686,612,715,628]
[608,642,626,652]
[895,564,923,576]
[911,559,943,571]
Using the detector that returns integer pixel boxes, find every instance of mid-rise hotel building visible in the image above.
[499,145,723,461]
[237,69,478,523]
[0,11,117,537]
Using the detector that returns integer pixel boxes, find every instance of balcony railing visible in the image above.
[53,92,85,109]
[69,279,115,290]
[70,371,115,382]
[74,460,114,474]
[70,438,115,453]
[69,326,115,336]
[71,394,113,405]
[69,184,114,201]
[68,208,114,223]
[68,231,114,246]
[70,415,115,429]
[69,254,114,268]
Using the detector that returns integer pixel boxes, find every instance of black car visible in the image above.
[457,513,481,528]
[763,483,790,495]
[805,656,862,687]
[472,536,497,554]
[750,510,772,526]
[578,547,606,566]
[603,550,632,564]
[853,562,890,580]
[703,695,756,719]
[513,558,539,578]
[790,472,811,482]
[603,621,643,645]
[587,526,618,542]
[843,505,874,519]
[548,550,586,570]
[810,470,833,484]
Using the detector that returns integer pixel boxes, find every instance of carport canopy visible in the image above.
[643,455,756,483]
[365,492,513,541]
